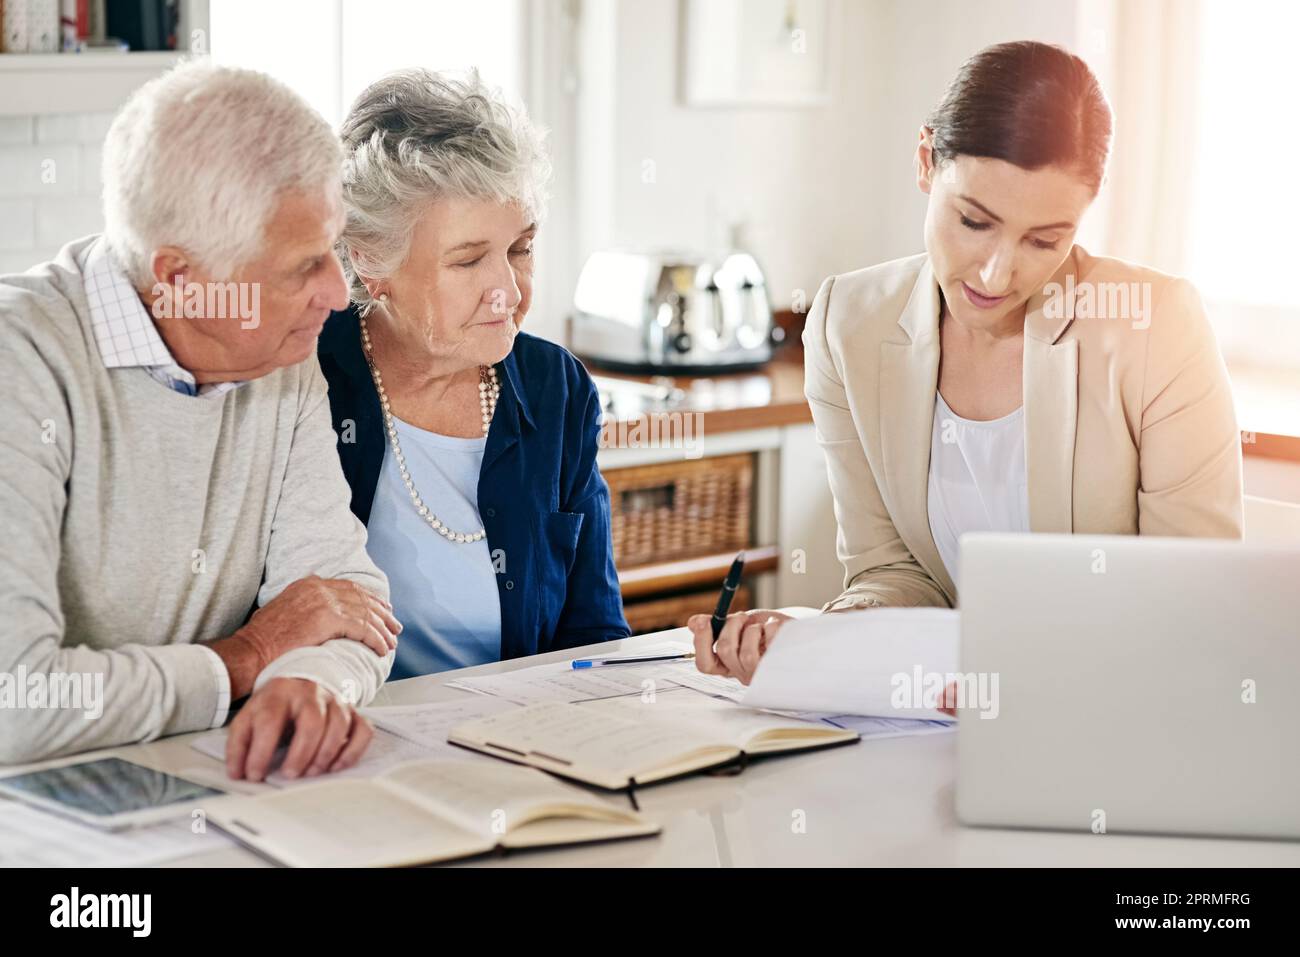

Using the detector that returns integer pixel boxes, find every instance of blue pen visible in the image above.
[571,652,695,669]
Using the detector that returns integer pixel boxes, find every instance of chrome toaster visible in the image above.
[569,250,774,373]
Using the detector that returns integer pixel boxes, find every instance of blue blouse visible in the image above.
[365,419,502,678]
[317,307,629,668]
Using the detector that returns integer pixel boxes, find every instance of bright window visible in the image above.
[1186,1,1300,313]
[210,0,525,129]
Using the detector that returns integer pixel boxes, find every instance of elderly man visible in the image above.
[0,60,400,781]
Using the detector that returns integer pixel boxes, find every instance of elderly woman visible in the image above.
[318,69,628,679]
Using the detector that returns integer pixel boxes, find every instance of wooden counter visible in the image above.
[590,356,812,447]
[583,356,808,617]
[588,354,1299,460]
[1230,362,1300,463]
[586,353,1297,620]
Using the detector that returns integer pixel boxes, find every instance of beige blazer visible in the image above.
[802,244,1243,611]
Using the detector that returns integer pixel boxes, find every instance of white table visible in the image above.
[16,625,1300,867]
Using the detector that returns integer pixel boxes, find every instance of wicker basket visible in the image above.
[604,453,754,568]
[623,584,754,636]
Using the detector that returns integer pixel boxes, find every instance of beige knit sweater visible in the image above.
[0,236,392,764]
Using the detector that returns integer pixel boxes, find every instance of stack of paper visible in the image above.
[445,643,697,705]
[0,799,233,867]
[742,608,960,722]
[189,697,517,786]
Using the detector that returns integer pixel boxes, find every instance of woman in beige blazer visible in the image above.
[689,40,1242,685]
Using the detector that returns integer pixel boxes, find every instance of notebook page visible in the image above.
[582,688,836,749]
[215,777,483,867]
[452,701,714,779]
[382,759,628,837]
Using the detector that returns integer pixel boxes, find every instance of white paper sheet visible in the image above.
[444,643,696,705]
[666,669,748,702]
[816,714,956,738]
[190,696,517,786]
[741,608,960,720]
[190,727,438,787]
[364,697,519,755]
[0,798,233,867]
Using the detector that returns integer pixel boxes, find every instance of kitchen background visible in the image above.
[2,0,1297,630]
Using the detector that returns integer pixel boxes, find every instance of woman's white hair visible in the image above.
[102,58,342,289]
[338,68,552,315]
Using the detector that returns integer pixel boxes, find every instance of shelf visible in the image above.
[0,52,185,70]
[618,544,780,600]
[593,358,812,446]
[0,51,197,116]
[1243,433,1300,464]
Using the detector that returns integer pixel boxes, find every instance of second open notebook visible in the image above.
[205,758,658,867]
[448,687,860,790]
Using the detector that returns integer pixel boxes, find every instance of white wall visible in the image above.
[0,111,111,275]
[1245,458,1300,505]
[569,0,1081,322]
[1,1,1084,329]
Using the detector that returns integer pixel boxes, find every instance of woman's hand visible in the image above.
[686,609,794,686]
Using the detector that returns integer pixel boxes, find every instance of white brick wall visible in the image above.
[0,111,112,275]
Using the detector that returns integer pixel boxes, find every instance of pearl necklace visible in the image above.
[359,316,499,544]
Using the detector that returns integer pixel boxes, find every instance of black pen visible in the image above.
[710,552,746,641]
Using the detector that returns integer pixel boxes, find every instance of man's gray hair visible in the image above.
[338,68,551,314]
[102,58,343,289]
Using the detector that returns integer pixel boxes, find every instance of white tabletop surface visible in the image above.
[11,623,1300,867]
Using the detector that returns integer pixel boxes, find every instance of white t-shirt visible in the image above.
[926,391,1030,584]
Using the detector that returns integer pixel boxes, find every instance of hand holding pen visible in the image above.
[684,553,794,686]
[572,554,748,671]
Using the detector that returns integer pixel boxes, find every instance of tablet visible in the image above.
[0,757,225,831]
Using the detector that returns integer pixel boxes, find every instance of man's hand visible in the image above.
[207,576,400,698]
[225,677,373,781]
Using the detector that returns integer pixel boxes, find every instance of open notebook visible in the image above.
[205,758,658,867]
[448,687,860,790]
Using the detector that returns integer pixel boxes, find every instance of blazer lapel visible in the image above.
[1022,250,1081,533]
[878,259,955,601]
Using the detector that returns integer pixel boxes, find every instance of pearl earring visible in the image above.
[377,292,389,302]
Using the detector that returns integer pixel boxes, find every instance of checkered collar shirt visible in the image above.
[81,237,243,399]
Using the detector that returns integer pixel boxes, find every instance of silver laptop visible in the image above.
[957,533,1300,840]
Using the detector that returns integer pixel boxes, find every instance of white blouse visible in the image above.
[926,391,1030,584]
